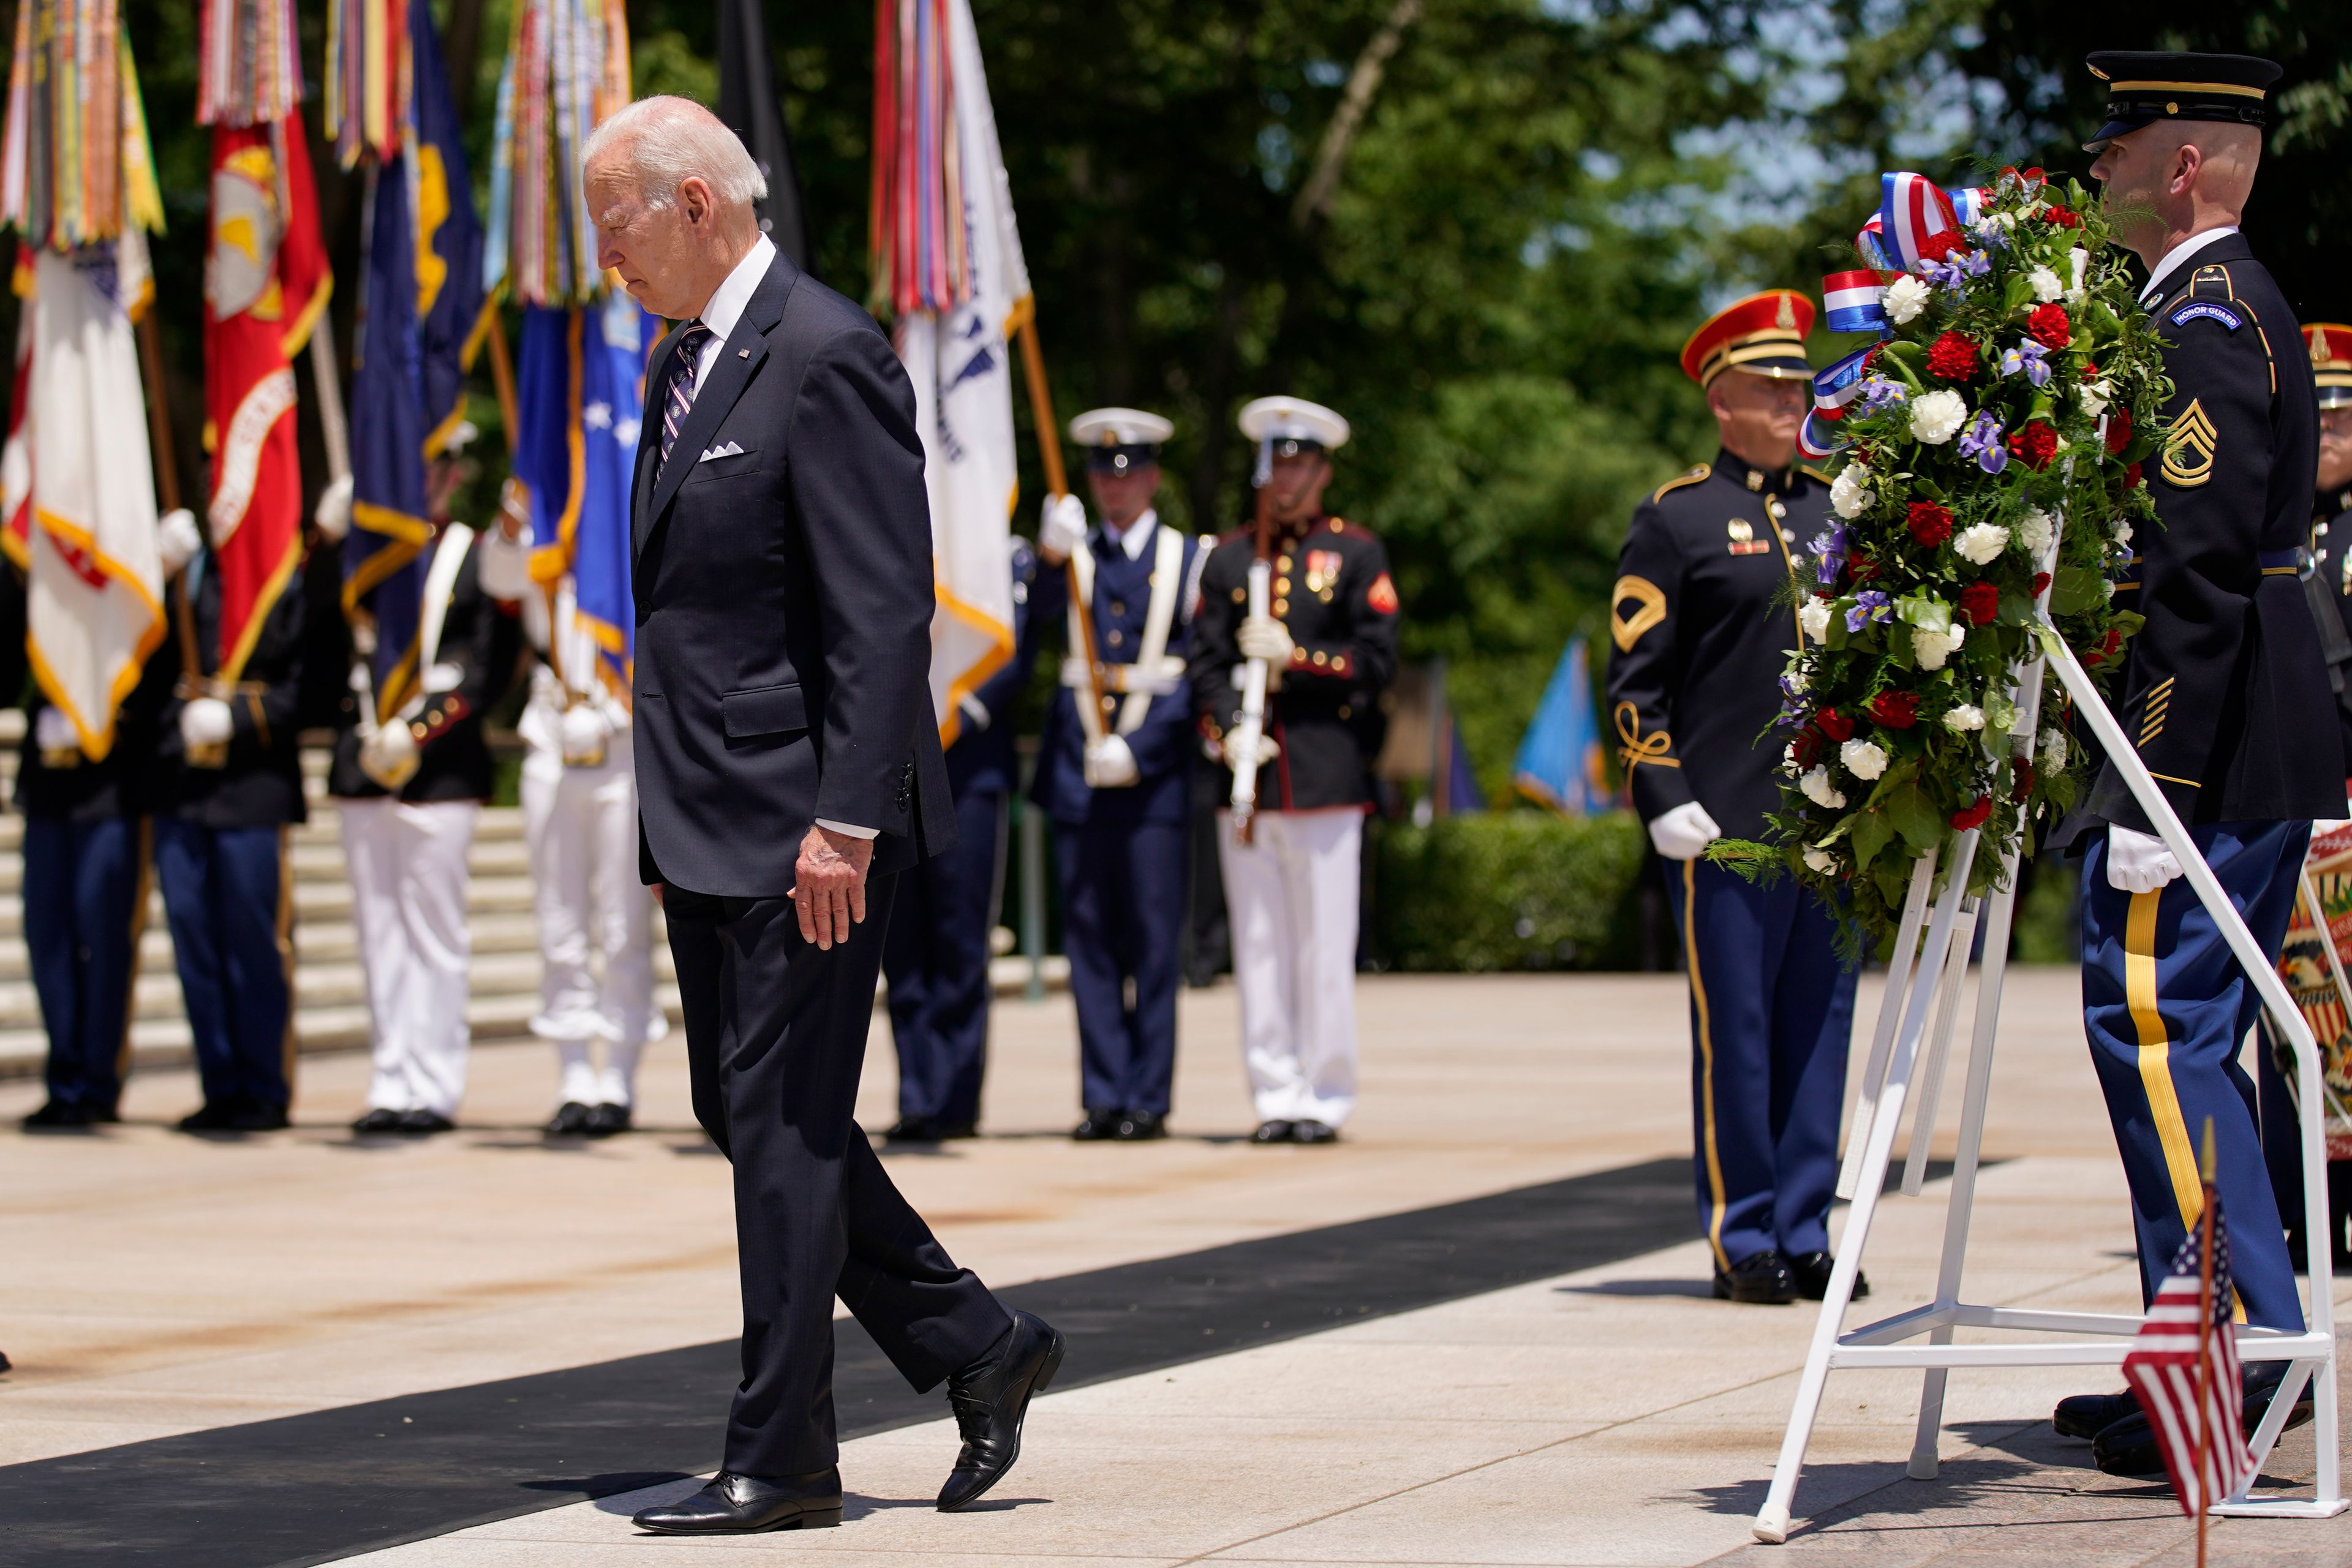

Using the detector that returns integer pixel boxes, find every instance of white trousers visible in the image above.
[520,742,666,1106]
[341,799,479,1117]
[1217,809,1362,1127]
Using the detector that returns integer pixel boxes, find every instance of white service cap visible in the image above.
[1236,396,1349,452]
[1068,407,1175,449]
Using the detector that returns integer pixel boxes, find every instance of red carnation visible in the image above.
[1950,796,1993,831]
[1871,690,1920,729]
[2125,461,2144,488]
[1926,330,1980,382]
[2008,420,2059,470]
[2043,205,2081,228]
[1848,554,1879,582]
[1907,501,1955,547]
[2027,302,2072,350]
[2105,405,2133,454]
[1958,581,2000,626]
[1816,709,1855,744]
[2085,627,2122,667]
[1792,728,1825,771]
[2010,758,2037,802]
[1915,229,1965,263]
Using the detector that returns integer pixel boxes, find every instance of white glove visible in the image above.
[314,473,355,542]
[1038,492,1088,563]
[1084,734,1140,788]
[559,703,609,766]
[34,706,76,753]
[2106,825,2184,894]
[179,696,234,750]
[1237,614,1295,666]
[157,508,203,576]
[1648,800,1723,861]
[360,718,421,790]
[473,525,533,602]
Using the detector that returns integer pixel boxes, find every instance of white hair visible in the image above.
[584,95,767,211]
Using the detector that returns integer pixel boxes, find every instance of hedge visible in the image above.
[1370,811,1649,972]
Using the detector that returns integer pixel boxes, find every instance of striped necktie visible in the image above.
[659,322,715,470]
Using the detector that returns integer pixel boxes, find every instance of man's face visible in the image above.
[586,160,699,320]
[1085,462,1159,530]
[2320,407,2352,495]
[1263,451,1332,521]
[2089,124,2173,256]
[1708,371,1807,467]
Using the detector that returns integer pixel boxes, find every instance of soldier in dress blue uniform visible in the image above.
[1033,409,1208,1142]
[2048,51,2336,1473]
[149,525,310,1133]
[1604,292,1863,1305]
[878,534,1040,1142]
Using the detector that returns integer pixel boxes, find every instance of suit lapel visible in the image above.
[643,254,799,529]
[631,320,690,563]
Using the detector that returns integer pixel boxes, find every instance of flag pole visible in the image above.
[2195,1116,2218,1567]
[1013,312,1110,743]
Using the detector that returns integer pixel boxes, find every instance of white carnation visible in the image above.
[1800,767,1848,809]
[2038,726,2069,771]
[1798,597,1833,643]
[2018,507,2056,557]
[1841,738,1890,780]
[1943,703,1986,733]
[1912,624,1966,670]
[2029,265,2063,303]
[1885,274,1931,325]
[2067,246,2090,302]
[1830,462,1874,519]
[1784,665,1808,694]
[1910,389,1969,445]
[1803,846,1839,876]
[1781,742,1800,777]
[2112,518,2133,548]
[1952,522,2009,565]
[2078,379,2113,419]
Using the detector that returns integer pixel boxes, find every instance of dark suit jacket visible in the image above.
[150,551,309,827]
[630,251,954,897]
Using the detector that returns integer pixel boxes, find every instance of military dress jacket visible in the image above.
[2304,485,2352,788]
[149,552,309,827]
[1190,513,1399,813]
[1604,449,1835,843]
[2077,234,2340,835]
[328,531,521,803]
[945,535,1039,801]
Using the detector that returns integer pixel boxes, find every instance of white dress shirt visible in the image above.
[2139,225,2239,306]
[1103,507,1159,560]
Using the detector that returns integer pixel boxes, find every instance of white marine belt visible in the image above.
[1061,654,1185,696]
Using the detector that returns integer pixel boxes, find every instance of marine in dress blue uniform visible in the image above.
[879,535,1040,1142]
[1604,290,1863,1305]
[1033,409,1207,1142]
[2048,51,2337,1471]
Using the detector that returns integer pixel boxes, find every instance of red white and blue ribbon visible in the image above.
[1943,185,1986,227]
[1821,269,1887,336]
[1812,344,1874,418]
[1855,216,1891,271]
[1797,412,1847,461]
[1877,172,1961,273]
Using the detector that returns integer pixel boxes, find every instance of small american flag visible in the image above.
[2122,1198,2256,1515]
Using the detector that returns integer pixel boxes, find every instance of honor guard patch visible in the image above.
[1366,571,1400,615]
[1726,518,1772,555]
[2162,399,2218,488]
[2170,301,2243,331]
[1611,575,1667,652]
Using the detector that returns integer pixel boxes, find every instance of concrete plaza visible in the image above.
[2,967,2346,1566]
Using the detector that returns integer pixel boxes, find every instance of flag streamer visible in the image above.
[2,2,164,250]
[484,0,630,309]
[324,0,412,168]
[198,0,303,128]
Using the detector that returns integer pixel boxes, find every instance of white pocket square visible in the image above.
[698,440,746,462]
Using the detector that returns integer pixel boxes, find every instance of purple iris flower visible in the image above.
[1967,221,2009,252]
[1958,410,2008,475]
[1807,522,1849,586]
[1925,248,1993,292]
[1999,339,2051,388]
[1845,590,1893,634]
[1859,375,1908,410]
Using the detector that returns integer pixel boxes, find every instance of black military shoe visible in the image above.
[2091,1364,2315,1476]
[176,1101,239,1133]
[351,1107,404,1134]
[1114,1110,1166,1141]
[22,1101,102,1130]
[1787,1251,1868,1302]
[395,1109,456,1136]
[888,1115,944,1143]
[938,1310,1065,1511]
[585,1102,632,1138]
[545,1102,593,1136]
[1250,1120,1295,1144]
[1291,1120,1339,1145]
[2052,1388,2138,1441]
[1071,1110,1120,1142]
[631,1469,842,1534]
[935,1119,979,1140]
[1714,1250,1797,1304]
[226,1101,289,1133]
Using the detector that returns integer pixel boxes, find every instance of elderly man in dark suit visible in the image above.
[583,96,1060,1536]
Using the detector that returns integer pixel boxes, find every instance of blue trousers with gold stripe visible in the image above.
[2081,820,2307,1332]
[1665,858,1860,1268]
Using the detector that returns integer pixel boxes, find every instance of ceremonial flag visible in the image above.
[1820,270,1888,336]
[869,0,1022,746]
[2122,1193,2257,1515]
[717,0,811,271]
[1513,637,1608,815]
[344,0,484,720]
[0,2,169,760]
[1877,172,1961,273]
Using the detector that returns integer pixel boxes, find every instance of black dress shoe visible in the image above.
[631,1469,842,1534]
[226,1101,289,1133]
[351,1107,404,1134]
[1114,1110,1166,1141]
[395,1109,456,1135]
[545,1101,594,1136]
[1713,1250,1797,1304]
[1291,1119,1339,1144]
[585,1102,632,1138]
[2052,1387,2138,1441]
[2090,1364,2315,1476]
[1787,1251,1868,1302]
[936,1118,979,1140]
[1071,1110,1120,1141]
[176,1101,238,1132]
[889,1115,944,1142]
[22,1101,97,1129]
[938,1310,1065,1511]
[1250,1119,1295,1144]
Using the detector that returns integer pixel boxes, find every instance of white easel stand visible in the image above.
[1752,632,2346,1544]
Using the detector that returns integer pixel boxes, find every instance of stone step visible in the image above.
[0,911,560,982]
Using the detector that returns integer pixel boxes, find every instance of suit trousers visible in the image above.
[665,875,1012,1475]
[1216,809,1362,1127]
[1057,816,1185,1116]
[154,820,294,1110]
[2081,820,2307,1331]
[1662,857,1859,1268]
[521,742,668,1106]
[22,815,145,1113]
[880,785,1005,1127]
[341,798,479,1117]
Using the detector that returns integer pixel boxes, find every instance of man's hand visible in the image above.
[1038,492,1088,564]
[1084,734,1140,788]
[793,823,875,950]
[2106,825,2184,894]
[1647,800,1722,861]
[1237,614,1295,666]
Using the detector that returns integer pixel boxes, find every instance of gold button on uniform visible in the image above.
[1109,600,1126,616]
[1274,598,1289,615]
[1107,630,1125,647]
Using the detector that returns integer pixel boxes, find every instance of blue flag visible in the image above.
[1512,637,1608,815]
[515,292,656,690]
[342,1,486,720]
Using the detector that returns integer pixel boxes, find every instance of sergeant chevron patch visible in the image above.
[2162,399,2218,488]
[1611,575,1667,652]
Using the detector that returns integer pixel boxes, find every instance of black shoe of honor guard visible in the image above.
[1250,1120,1295,1144]
[545,1102,593,1136]
[395,1109,456,1136]
[22,1101,102,1130]
[888,1115,944,1143]
[1713,1250,1797,1305]
[937,1310,1065,1512]
[1787,1251,1868,1302]
[1114,1110,1166,1141]
[176,1102,239,1133]
[2089,1363,2315,1477]
[2052,1388,2138,1441]
[1071,1110,1120,1142]
[350,1107,404,1134]
[585,1102,631,1138]
[1290,1120,1340,1145]
[631,1469,843,1534]
[226,1101,289,1133]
